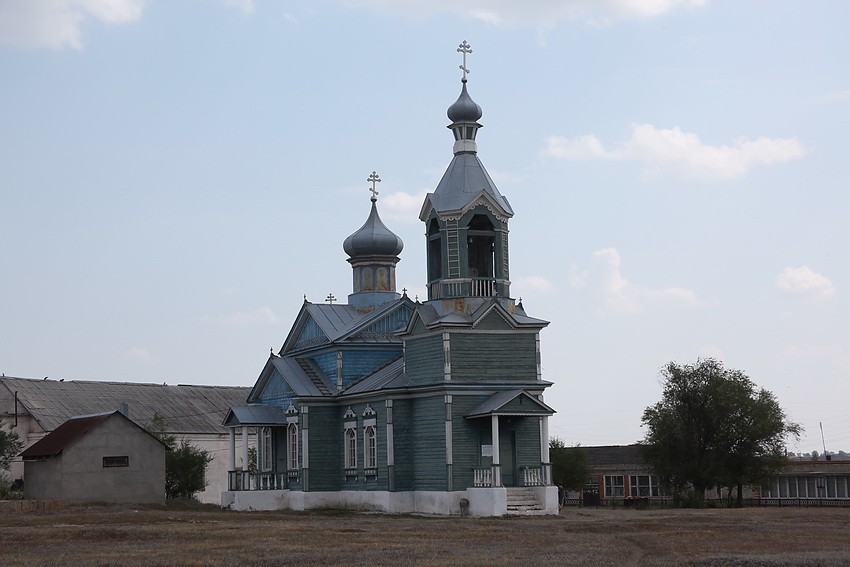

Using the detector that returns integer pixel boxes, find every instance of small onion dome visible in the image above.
[343,199,404,257]
[447,82,482,123]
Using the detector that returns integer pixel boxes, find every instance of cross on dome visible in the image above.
[457,40,472,82]
[367,171,381,202]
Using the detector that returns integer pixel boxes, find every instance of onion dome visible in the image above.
[343,197,404,258]
[447,82,483,123]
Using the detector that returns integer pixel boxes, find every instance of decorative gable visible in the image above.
[291,316,330,351]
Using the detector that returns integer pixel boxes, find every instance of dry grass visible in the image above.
[1,505,848,566]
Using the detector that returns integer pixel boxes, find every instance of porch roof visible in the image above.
[223,405,289,427]
[464,390,555,419]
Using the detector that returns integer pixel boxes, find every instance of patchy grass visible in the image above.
[0,505,848,566]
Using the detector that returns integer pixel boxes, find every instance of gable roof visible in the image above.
[20,411,163,459]
[281,298,414,354]
[1,376,250,435]
[223,405,289,427]
[465,390,555,419]
[404,298,549,334]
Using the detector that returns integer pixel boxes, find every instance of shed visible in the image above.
[21,411,166,505]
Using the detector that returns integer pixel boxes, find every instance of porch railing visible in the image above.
[228,470,289,491]
[473,467,492,487]
[520,466,544,487]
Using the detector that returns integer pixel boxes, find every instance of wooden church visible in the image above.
[222,43,558,516]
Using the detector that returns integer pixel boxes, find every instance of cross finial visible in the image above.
[326,293,336,304]
[367,171,381,202]
[457,40,472,82]
[402,287,408,297]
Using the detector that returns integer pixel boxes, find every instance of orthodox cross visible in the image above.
[326,293,336,304]
[457,40,472,82]
[368,171,381,201]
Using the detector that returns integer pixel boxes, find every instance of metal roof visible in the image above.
[344,356,409,394]
[224,405,289,427]
[1,376,251,434]
[422,153,514,218]
[582,445,645,467]
[465,390,555,419]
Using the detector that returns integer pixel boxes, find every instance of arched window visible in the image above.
[287,423,298,471]
[364,425,377,469]
[344,427,357,469]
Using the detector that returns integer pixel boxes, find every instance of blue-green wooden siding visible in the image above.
[254,368,294,408]
[450,334,538,381]
[404,335,443,385]
[293,318,329,351]
[411,395,448,490]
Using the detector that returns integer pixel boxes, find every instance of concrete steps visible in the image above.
[505,487,546,515]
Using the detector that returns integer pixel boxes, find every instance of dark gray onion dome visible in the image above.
[447,82,482,123]
[343,200,404,257]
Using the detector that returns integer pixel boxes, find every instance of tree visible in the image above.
[0,429,23,473]
[146,413,213,500]
[640,358,800,507]
[550,438,590,492]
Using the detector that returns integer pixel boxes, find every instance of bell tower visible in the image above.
[419,41,514,309]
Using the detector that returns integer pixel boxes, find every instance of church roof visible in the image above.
[411,298,549,331]
[465,390,555,418]
[344,356,410,394]
[420,153,513,219]
[223,405,289,427]
[1,376,250,435]
[343,198,403,258]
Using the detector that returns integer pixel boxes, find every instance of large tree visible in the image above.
[550,438,590,492]
[640,358,800,506]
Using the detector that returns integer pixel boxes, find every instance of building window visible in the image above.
[630,475,664,497]
[287,423,298,471]
[364,425,377,470]
[345,427,357,470]
[261,427,273,472]
[604,475,624,497]
[103,456,129,467]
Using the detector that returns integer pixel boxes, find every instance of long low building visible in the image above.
[0,376,254,504]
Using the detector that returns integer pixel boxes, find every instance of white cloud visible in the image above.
[125,347,152,363]
[381,190,429,223]
[572,247,700,316]
[776,266,835,300]
[543,124,806,180]
[0,0,146,50]
[513,276,556,294]
[223,307,281,327]
[342,0,707,27]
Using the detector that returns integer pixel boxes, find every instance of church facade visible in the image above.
[222,44,557,516]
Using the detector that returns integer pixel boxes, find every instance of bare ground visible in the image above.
[1,505,848,566]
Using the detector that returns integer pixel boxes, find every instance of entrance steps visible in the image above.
[505,487,546,515]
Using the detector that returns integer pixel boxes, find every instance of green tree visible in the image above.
[640,359,800,507]
[146,413,213,500]
[550,438,590,492]
[0,429,23,472]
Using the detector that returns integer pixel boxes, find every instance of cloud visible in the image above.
[513,276,556,294]
[125,347,152,363]
[543,124,806,180]
[0,0,146,50]
[381,190,430,223]
[775,266,835,300]
[572,247,700,316]
[222,307,281,327]
[342,0,708,27]
[222,0,255,15]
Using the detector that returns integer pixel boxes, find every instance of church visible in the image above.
[222,43,558,516]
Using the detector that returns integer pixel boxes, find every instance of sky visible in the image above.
[1,0,848,454]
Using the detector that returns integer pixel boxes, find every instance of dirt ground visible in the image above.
[1,504,848,566]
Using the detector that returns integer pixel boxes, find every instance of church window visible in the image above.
[604,475,624,497]
[466,214,495,279]
[344,427,357,470]
[287,423,298,471]
[364,425,377,470]
[261,427,273,472]
[427,219,442,281]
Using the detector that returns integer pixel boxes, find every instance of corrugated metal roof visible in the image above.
[21,411,115,458]
[1,377,251,434]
